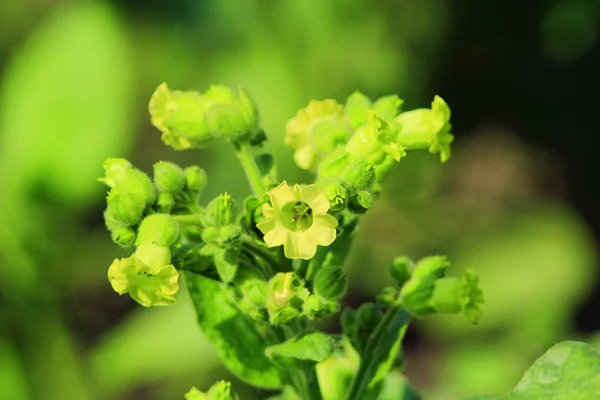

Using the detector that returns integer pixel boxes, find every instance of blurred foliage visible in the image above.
[0,0,598,399]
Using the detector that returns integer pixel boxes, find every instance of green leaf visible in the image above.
[184,271,284,389]
[255,153,277,187]
[468,341,600,400]
[266,331,336,363]
[214,248,238,284]
[0,1,135,207]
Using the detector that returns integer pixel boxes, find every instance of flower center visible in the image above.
[282,201,314,232]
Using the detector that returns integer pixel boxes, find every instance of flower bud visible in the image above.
[373,95,403,122]
[344,91,372,129]
[303,294,339,320]
[318,149,351,180]
[153,161,185,193]
[341,158,376,191]
[218,224,242,248]
[377,286,398,306]
[201,226,218,243]
[98,158,132,188]
[156,192,175,213]
[149,83,213,150]
[346,111,405,166]
[203,85,259,142]
[357,302,383,329]
[430,277,462,313]
[389,256,414,287]
[322,181,348,212]
[134,242,171,271]
[136,214,180,247]
[110,225,137,248]
[266,272,309,324]
[111,168,156,207]
[314,266,347,301]
[348,191,372,214]
[399,256,450,318]
[428,269,484,323]
[206,193,237,227]
[106,192,145,226]
[184,166,208,197]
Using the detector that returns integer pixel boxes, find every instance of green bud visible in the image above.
[357,303,383,329]
[217,224,242,248]
[373,95,403,121]
[203,85,259,142]
[341,158,376,191]
[113,168,156,206]
[184,166,208,197]
[346,112,405,166]
[201,226,218,243]
[110,225,137,248]
[322,181,348,211]
[303,294,339,320]
[430,277,462,313]
[149,83,213,150]
[377,286,398,306]
[389,256,414,287]
[153,161,184,193]
[136,214,180,247]
[266,272,309,325]
[314,266,347,301]
[344,91,372,129]
[318,148,351,180]
[413,255,449,279]
[98,158,132,188]
[206,193,237,227]
[156,192,175,213]
[399,256,450,318]
[348,191,372,214]
[134,242,171,270]
[241,279,267,308]
[106,192,145,226]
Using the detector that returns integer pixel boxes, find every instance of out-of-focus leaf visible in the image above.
[184,271,284,389]
[0,338,31,400]
[468,341,600,400]
[266,331,335,363]
[90,291,218,397]
[0,1,135,208]
[379,372,421,400]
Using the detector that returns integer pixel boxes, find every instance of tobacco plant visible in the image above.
[98,83,598,400]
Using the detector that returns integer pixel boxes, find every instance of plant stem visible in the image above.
[234,141,266,197]
[345,303,411,400]
[242,235,282,274]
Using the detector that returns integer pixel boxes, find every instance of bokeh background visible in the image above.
[1,0,599,399]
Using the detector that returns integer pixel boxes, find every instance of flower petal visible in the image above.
[301,185,330,214]
[284,232,318,260]
[268,181,296,211]
[308,214,338,246]
[263,226,289,248]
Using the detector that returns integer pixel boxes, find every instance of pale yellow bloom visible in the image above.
[257,182,338,260]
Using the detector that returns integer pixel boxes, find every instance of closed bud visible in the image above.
[206,193,237,227]
[373,95,403,122]
[399,256,450,318]
[110,225,137,248]
[156,192,175,213]
[201,226,218,243]
[344,91,372,129]
[136,214,180,247]
[322,181,348,212]
[218,224,242,247]
[153,161,185,193]
[341,158,376,191]
[184,166,208,197]
[149,83,213,150]
[348,191,372,214]
[303,294,339,320]
[98,158,132,188]
[134,242,171,270]
[314,266,347,301]
[107,192,145,226]
[318,149,351,180]
[266,272,309,325]
[357,303,383,329]
[113,168,156,206]
[389,256,414,287]
[203,85,259,142]
[377,286,398,306]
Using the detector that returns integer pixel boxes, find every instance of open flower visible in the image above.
[108,243,179,307]
[257,182,338,260]
[285,100,350,171]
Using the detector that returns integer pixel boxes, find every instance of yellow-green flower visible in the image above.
[257,182,338,260]
[285,100,350,171]
[108,243,179,307]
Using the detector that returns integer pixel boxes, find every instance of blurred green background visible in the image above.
[1,0,599,399]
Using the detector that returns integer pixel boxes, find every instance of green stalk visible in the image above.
[345,303,411,400]
[234,141,266,197]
